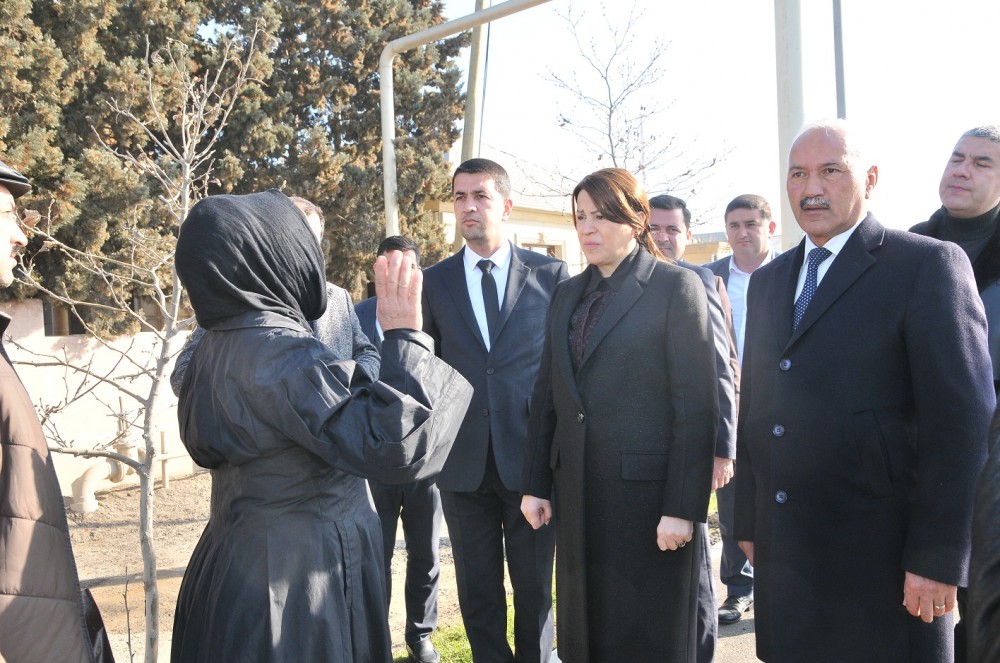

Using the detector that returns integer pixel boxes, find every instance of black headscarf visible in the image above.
[176,190,327,329]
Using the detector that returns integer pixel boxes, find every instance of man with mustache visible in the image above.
[733,120,994,662]
[910,124,1000,663]
[421,158,568,663]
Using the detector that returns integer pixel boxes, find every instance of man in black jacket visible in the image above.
[356,235,444,663]
[911,124,1000,663]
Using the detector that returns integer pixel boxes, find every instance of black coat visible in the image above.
[734,215,995,662]
[171,317,472,662]
[969,410,1000,663]
[170,192,473,662]
[523,249,718,662]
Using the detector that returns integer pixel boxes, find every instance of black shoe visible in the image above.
[406,638,440,663]
[718,595,753,624]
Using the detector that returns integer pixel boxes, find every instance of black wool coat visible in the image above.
[734,215,995,662]
[523,248,718,663]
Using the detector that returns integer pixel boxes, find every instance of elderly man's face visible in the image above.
[786,128,876,247]
[939,136,1000,219]
[0,185,27,288]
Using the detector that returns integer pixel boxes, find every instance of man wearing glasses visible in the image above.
[0,159,113,662]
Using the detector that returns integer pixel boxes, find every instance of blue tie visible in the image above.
[793,247,832,330]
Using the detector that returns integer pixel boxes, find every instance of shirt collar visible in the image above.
[464,240,512,273]
[729,248,776,277]
[803,217,863,258]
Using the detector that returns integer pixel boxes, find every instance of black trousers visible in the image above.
[440,453,555,663]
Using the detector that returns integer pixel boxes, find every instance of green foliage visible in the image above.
[1,0,467,327]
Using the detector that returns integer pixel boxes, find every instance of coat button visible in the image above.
[482,409,490,417]
[486,367,495,375]
[775,490,788,504]
[779,358,792,371]
[772,424,785,437]
[576,412,585,423]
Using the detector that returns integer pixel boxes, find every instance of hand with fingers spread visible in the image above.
[902,571,957,623]
[374,249,422,331]
[657,516,694,552]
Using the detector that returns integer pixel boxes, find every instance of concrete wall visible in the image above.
[1,299,195,500]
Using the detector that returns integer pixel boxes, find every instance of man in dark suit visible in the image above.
[649,193,740,662]
[703,193,779,625]
[911,124,1000,663]
[734,119,995,662]
[422,158,569,663]
[357,235,443,663]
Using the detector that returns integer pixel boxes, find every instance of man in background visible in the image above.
[703,193,779,624]
[356,235,443,663]
[911,124,1000,662]
[649,193,739,662]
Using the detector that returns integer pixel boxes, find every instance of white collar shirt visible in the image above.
[793,218,864,301]
[464,240,512,350]
[728,249,776,364]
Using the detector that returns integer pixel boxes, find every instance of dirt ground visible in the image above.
[68,471,463,662]
[68,471,757,662]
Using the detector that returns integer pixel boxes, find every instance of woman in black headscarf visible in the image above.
[170,190,471,662]
[521,169,718,661]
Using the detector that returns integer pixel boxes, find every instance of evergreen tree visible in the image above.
[207,0,466,293]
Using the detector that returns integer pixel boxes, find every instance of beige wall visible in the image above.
[1,299,194,499]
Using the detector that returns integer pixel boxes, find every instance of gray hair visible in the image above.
[961,125,1000,143]
[793,119,873,173]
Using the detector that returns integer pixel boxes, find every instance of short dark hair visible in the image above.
[648,194,691,229]
[377,235,421,266]
[725,194,772,221]
[452,158,512,198]
[289,196,325,232]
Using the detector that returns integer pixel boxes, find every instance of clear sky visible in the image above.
[439,0,1000,239]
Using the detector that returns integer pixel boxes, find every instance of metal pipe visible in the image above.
[453,0,490,251]
[70,459,127,513]
[380,0,552,237]
[832,0,846,119]
[773,0,806,251]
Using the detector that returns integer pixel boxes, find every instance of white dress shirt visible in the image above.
[793,219,864,301]
[727,249,776,364]
[463,240,512,351]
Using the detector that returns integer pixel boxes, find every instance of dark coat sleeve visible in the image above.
[170,325,205,397]
[901,242,993,584]
[179,328,473,484]
[345,294,380,382]
[969,411,1000,663]
[521,281,564,499]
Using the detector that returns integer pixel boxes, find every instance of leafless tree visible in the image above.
[544,1,727,210]
[12,24,268,663]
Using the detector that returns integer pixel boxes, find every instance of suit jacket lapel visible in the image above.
[553,274,588,409]
[785,214,882,349]
[578,251,653,369]
[442,249,489,350]
[495,247,527,343]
